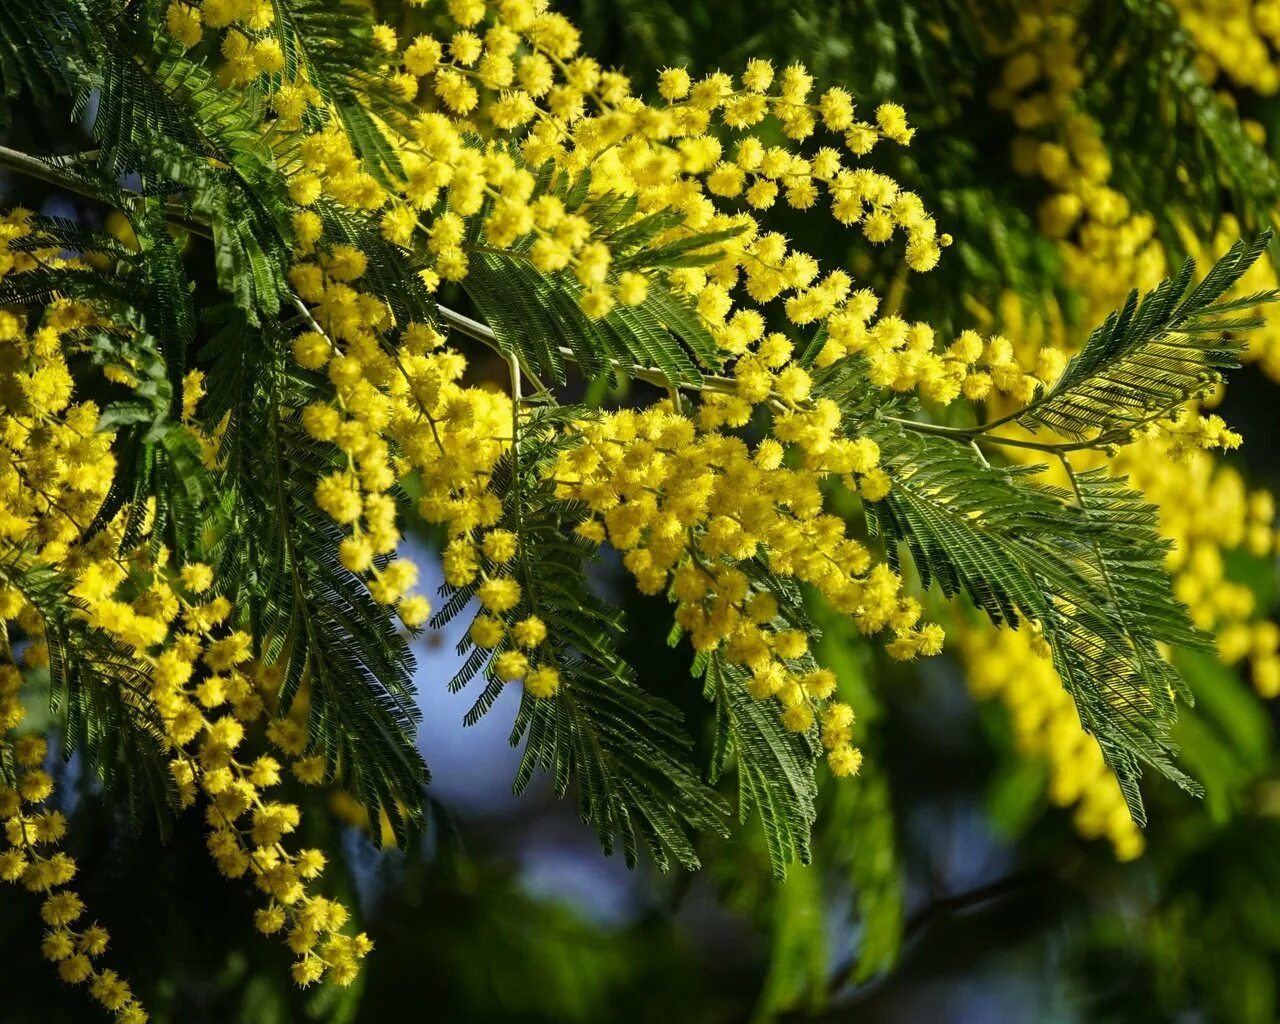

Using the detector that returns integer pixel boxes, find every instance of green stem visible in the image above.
[0,141,1133,456]
[0,144,90,192]
[0,143,739,395]
[882,414,1122,456]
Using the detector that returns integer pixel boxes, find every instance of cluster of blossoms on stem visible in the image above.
[0,224,121,1017]
[144,591,371,989]
[288,223,552,686]
[166,0,955,313]
[995,7,1280,384]
[1,0,1275,1007]
[991,10,1167,323]
[551,403,943,772]
[63,480,371,987]
[0,221,147,1018]
[1171,0,1280,95]
[0,215,368,1001]
[178,0,1031,750]
[0,215,115,557]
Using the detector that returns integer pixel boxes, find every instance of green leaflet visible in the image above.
[464,249,712,387]
[1004,232,1277,445]
[863,420,1206,822]
[701,652,818,880]
[5,557,175,834]
[439,406,730,869]
[0,4,79,125]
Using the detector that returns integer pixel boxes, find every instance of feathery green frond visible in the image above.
[702,652,818,879]
[1001,232,1276,444]
[439,405,729,868]
[864,421,1206,821]
[7,559,173,832]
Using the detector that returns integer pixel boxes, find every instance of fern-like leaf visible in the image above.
[1002,232,1276,443]
[864,421,1206,821]
[702,652,817,879]
[439,405,729,868]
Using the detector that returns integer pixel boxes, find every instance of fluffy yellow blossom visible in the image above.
[549,402,938,763]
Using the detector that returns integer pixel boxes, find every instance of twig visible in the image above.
[0,143,745,402]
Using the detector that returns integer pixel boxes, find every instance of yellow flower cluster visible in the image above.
[164,0,282,78]
[0,210,148,1016]
[985,12,1280,680]
[1118,442,1280,694]
[1181,213,1280,381]
[167,0,952,321]
[288,222,565,694]
[990,10,1168,326]
[1172,0,1280,94]
[144,606,371,989]
[194,0,1008,746]
[289,237,451,631]
[66,539,370,989]
[811,310,1058,406]
[550,402,942,770]
[63,492,370,986]
[0,213,371,999]
[0,664,149,1022]
[0,213,116,561]
[448,524,559,697]
[961,625,1145,860]
[181,368,229,470]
